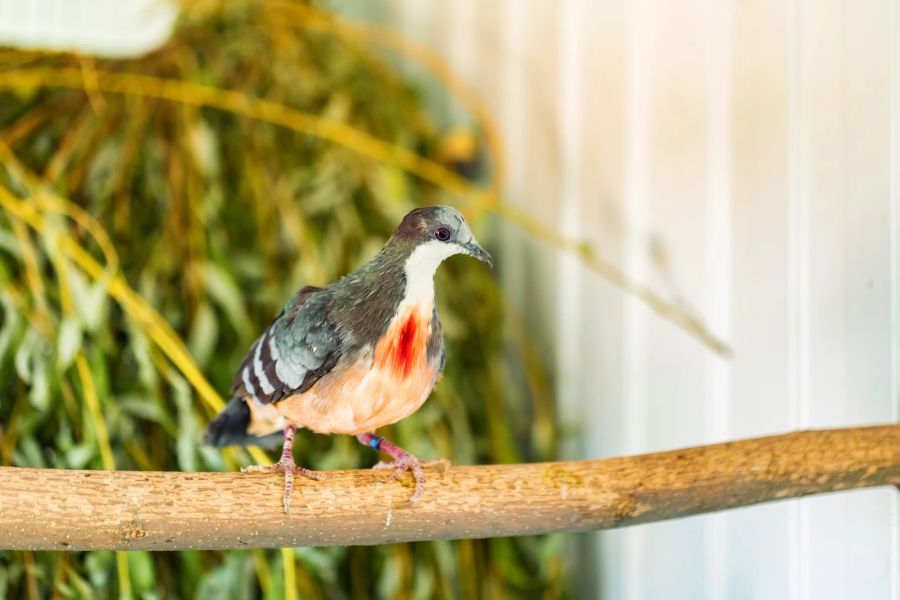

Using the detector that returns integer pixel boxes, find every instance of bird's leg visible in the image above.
[242,424,324,515]
[356,433,450,505]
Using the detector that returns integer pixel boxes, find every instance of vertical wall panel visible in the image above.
[381,0,900,598]
[800,0,896,597]
[892,4,900,597]
[574,3,630,597]
[729,2,795,594]
[628,2,710,598]
[703,2,733,598]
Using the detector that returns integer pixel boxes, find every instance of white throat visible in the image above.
[402,240,461,301]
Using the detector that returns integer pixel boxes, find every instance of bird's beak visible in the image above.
[463,241,493,269]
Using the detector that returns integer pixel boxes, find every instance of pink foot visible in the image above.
[243,424,323,516]
[357,433,450,505]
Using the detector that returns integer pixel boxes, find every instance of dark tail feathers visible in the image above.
[203,397,283,449]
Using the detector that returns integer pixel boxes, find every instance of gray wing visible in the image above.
[230,286,341,406]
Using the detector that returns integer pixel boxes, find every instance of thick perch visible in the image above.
[1,425,897,551]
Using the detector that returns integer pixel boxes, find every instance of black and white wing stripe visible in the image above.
[230,286,340,406]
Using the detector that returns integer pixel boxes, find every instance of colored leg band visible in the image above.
[368,435,383,450]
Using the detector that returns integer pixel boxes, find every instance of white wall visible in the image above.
[386,1,900,598]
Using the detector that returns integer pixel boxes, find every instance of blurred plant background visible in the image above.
[0,1,566,597]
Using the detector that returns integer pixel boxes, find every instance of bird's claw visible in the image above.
[242,458,324,517]
[373,457,451,505]
[241,459,324,479]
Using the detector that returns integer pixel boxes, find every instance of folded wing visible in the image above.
[230,286,341,406]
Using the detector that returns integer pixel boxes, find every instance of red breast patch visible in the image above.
[395,314,418,375]
[375,305,431,377]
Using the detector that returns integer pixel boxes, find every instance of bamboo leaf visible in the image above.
[14,437,45,468]
[125,320,158,389]
[187,301,218,368]
[68,267,108,333]
[14,326,38,384]
[188,119,220,177]
[85,551,113,589]
[170,370,198,473]
[56,315,82,370]
[201,261,251,340]
[0,291,20,366]
[28,353,50,411]
[65,442,95,469]
[127,551,156,595]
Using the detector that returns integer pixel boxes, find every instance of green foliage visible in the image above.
[0,1,562,598]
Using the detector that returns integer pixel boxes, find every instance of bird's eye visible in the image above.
[434,227,452,242]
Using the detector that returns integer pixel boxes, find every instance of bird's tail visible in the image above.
[203,396,284,449]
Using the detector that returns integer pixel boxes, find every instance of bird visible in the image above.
[204,205,493,514]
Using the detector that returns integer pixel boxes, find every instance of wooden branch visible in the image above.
[1,425,897,551]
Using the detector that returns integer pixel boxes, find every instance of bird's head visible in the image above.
[391,205,493,270]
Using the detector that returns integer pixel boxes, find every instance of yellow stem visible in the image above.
[252,549,272,595]
[281,547,297,600]
[23,550,38,600]
[77,54,107,114]
[74,353,132,599]
[50,228,73,317]
[74,354,114,470]
[9,216,50,328]
[116,552,132,600]
[50,552,68,600]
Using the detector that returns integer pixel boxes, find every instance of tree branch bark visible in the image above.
[1,425,897,551]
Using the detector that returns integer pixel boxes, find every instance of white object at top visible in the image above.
[0,0,177,57]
